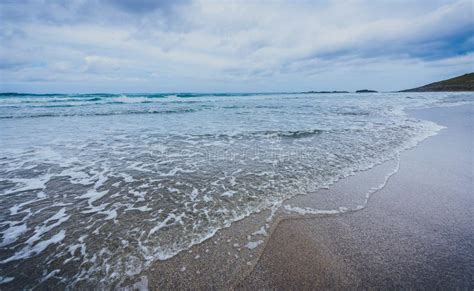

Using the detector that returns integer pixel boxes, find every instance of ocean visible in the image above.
[0,91,472,288]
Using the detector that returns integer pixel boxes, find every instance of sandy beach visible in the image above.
[238,104,473,289]
[1,1,473,289]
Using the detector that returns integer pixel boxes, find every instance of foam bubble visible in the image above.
[2,230,65,263]
[244,240,263,250]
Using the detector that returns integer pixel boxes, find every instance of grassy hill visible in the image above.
[401,73,474,92]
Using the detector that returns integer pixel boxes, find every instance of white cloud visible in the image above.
[0,0,472,92]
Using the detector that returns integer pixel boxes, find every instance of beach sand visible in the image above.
[238,104,473,289]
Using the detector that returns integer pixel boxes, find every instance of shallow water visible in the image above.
[0,92,472,288]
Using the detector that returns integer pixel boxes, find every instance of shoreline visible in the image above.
[140,104,473,289]
[1,98,470,289]
[238,104,473,289]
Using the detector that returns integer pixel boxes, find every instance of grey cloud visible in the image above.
[0,0,473,92]
[107,0,190,14]
[0,59,30,70]
[0,0,189,26]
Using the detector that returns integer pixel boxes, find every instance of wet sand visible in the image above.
[238,104,474,289]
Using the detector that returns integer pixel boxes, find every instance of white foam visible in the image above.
[244,240,263,250]
[4,174,54,196]
[0,223,27,247]
[80,188,107,204]
[9,205,21,215]
[126,205,152,212]
[22,208,69,248]
[40,269,61,284]
[2,230,66,263]
[190,188,199,200]
[266,202,281,222]
[160,167,195,176]
[284,205,342,215]
[112,96,151,104]
[103,209,118,220]
[251,226,268,237]
[148,213,184,237]
[0,276,14,284]
[221,190,236,197]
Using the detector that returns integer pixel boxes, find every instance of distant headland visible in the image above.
[301,73,473,94]
[400,73,474,92]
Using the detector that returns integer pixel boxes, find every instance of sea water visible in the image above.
[0,92,472,287]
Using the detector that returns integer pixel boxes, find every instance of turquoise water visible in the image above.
[0,92,472,288]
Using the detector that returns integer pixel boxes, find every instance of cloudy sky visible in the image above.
[0,0,473,93]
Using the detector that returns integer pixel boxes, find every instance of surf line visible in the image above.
[283,154,401,216]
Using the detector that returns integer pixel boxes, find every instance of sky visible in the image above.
[0,0,473,93]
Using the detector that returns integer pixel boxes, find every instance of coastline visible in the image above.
[1,0,473,288]
[238,104,474,289]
